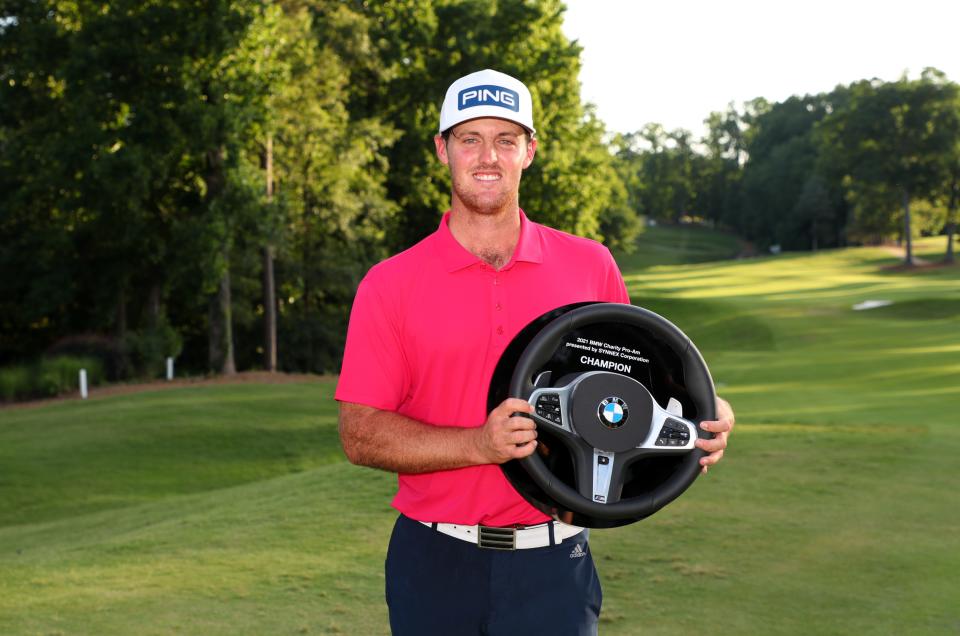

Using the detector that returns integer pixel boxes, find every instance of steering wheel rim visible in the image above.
[504,302,716,527]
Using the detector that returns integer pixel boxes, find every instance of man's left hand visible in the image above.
[695,396,735,474]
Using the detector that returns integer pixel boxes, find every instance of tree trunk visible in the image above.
[302,193,314,369]
[947,221,957,264]
[945,176,957,264]
[203,127,235,375]
[262,134,277,372]
[902,189,914,266]
[263,245,277,372]
[147,284,161,328]
[208,264,236,375]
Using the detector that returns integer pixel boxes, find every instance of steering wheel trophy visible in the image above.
[488,302,716,529]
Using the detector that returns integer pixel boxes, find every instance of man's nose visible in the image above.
[479,140,498,163]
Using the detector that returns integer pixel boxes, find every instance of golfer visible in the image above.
[336,69,734,635]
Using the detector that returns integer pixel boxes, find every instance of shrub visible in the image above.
[0,365,31,401]
[123,320,183,379]
[40,356,104,396]
[46,334,129,381]
[0,356,104,402]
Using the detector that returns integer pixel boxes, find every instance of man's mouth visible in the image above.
[473,172,501,181]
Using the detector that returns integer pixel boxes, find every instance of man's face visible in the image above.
[434,118,537,216]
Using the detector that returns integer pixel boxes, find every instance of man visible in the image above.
[336,69,734,635]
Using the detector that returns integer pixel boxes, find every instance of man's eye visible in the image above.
[498,139,517,147]
[462,137,480,144]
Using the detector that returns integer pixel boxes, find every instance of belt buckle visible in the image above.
[478,525,516,550]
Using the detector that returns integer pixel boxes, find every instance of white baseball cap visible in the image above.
[438,69,536,135]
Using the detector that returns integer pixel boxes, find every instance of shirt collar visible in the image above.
[435,209,544,273]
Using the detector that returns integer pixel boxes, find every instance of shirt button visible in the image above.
[495,303,502,311]
[493,278,499,286]
[497,326,504,335]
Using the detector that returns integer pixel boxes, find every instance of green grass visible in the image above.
[604,241,960,635]
[2,238,959,635]
[615,222,743,270]
[0,382,393,635]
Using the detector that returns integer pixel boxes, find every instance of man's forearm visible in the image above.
[338,402,486,474]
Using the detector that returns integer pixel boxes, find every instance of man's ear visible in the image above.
[434,134,450,166]
[522,138,538,170]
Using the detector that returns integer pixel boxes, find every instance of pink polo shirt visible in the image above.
[335,210,630,526]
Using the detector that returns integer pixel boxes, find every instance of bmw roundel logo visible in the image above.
[598,397,629,429]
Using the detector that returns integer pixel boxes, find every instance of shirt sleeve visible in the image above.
[334,271,410,411]
[601,247,631,304]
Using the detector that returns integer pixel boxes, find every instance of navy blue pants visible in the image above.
[385,514,602,635]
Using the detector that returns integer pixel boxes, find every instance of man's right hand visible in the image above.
[472,398,538,464]
[339,399,538,473]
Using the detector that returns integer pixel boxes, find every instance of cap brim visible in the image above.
[440,115,535,136]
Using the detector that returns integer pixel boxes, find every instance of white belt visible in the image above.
[420,520,583,550]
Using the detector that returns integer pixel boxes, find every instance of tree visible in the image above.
[612,124,700,226]
[0,1,231,372]
[936,86,960,263]
[700,105,746,229]
[738,94,839,249]
[944,163,959,263]
[346,0,635,252]
[818,70,960,264]
[258,1,398,374]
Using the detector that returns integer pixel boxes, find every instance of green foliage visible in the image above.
[347,0,635,250]
[738,95,838,249]
[122,320,183,379]
[909,198,949,236]
[0,355,103,402]
[612,70,960,258]
[4,1,959,376]
[252,3,399,373]
[0,366,30,402]
[816,70,960,256]
[45,333,129,380]
[613,125,702,225]
[1,0,400,375]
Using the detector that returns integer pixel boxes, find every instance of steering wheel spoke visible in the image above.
[528,386,575,435]
[635,407,699,454]
[569,441,629,505]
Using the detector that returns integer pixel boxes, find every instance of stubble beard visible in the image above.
[450,167,519,217]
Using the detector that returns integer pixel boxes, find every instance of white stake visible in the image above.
[79,368,88,399]
[166,357,174,381]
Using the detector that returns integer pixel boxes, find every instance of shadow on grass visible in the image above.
[634,297,776,352]
[860,298,960,320]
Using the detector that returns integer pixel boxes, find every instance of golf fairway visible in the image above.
[1,236,957,634]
